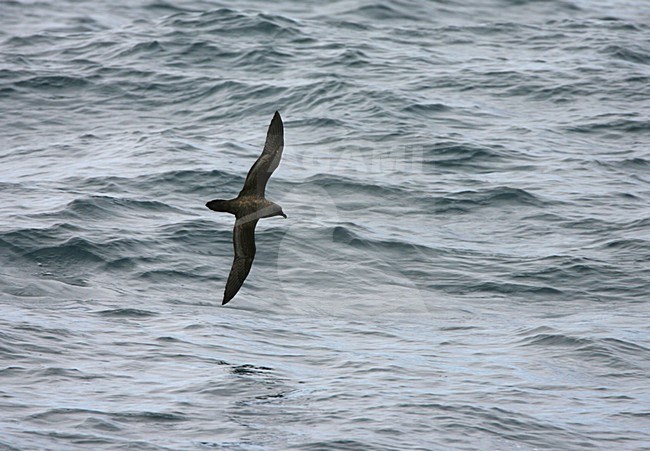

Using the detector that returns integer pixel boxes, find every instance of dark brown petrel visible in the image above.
[206,111,287,305]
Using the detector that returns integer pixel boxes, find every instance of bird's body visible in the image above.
[206,111,286,305]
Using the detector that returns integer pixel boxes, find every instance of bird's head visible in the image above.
[262,203,287,219]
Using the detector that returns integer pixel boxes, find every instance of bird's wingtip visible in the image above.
[268,110,283,133]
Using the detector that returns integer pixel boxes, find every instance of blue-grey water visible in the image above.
[1,0,649,449]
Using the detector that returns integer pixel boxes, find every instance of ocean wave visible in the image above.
[138,268,213,283]
[15,75,91,90]
[113,40,164,59]
[303,174,544,211]
[146,1,199,14]
[402,102,451,116]
[569,118,650,134]
[304,173,407,198]
[594,157,650,173]
[468,281,563,296]
[24,237,105,265]
[58,195,181,219]
[157,218,232,248]
[0,222,164,281]
[331,224,431,256]
[0,223,82,255]
[516,331,648,370]
[602,44,650,65]
[343,4,422,22]
[96,308,158,318]
[423,142,508,169]
[601,238,650,252]
[65,169,237,199]
[433,186,545,210]
[164,7,301,38]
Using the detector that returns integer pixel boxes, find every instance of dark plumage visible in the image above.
[206,111,287,305]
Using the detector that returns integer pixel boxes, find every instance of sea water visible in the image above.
[1,0,649,449]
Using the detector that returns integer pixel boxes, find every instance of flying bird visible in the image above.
[206,111,287,305]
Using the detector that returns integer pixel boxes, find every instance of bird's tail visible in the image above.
[206,199,235,214]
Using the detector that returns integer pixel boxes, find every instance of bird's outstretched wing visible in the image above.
[239,111,284,197]
[223,219,259,305]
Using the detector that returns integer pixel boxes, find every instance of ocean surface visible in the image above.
[1,0,649,449]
